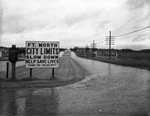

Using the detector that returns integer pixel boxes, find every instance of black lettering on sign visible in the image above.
[55,56,58,59]
[51,64,56,66]
[37,60,47,63]
[54,44,57,47]
[42,64,51,66]
[47,60,58,63]
[55,48,59,54]
[26,48,39,54]
[43,55,59,59]
[40,48,59,55]
[27,43,36,47]
[38,43,43,47]
[51,56,54,59]
[38,43,58,47]
[26,60,30,63]
[27,55,41,59]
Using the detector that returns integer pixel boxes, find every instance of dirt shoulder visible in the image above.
[0,51,87,89]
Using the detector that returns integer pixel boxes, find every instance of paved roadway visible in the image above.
[0,51,86,82]
[0,51,150,116]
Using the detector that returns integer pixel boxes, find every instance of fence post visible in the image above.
[52,68,54,78]
[11,62,16,80]
[6,62,9,78]
[30,68,32,79]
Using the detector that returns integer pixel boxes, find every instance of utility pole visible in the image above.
[109,31,111,59]
[85,44,89,57]
[93,40,95,58]
[93,40,95,48]
[106,31,115,59]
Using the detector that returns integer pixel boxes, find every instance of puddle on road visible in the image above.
[1,77,150,116]
[1,53,150,116]
[0,88,59,116]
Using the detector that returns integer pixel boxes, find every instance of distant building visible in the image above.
[95,49,118,58]
[0,50,2,57]
[76,48,86,56]
[0,47,9,58]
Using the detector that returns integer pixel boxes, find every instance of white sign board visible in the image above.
[25,41,59,68]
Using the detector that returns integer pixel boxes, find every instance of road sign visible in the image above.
[25,41,59,68]
[9,45,18,62]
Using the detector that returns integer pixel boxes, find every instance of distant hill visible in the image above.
[0,46,9,49]
[139,49,150,53]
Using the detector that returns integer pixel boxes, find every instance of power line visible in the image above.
[96,40,105,44]
[115,25,150,37]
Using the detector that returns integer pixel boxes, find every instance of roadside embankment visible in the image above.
[76,55,150,71]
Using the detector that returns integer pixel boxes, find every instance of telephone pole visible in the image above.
[109,31,111,59]
[92,40,95,58]
[106,31,115,59]
[93,40,95,48]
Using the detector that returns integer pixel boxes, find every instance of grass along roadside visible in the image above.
[77,55,150,71]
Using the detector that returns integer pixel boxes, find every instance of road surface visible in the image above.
[0,51,87,88]
[0,51,150,116]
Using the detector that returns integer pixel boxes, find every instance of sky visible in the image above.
[0,0,150,49]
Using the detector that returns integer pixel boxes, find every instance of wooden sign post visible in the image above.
[9,45,18,80]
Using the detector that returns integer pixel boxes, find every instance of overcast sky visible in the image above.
[0,0,150,49]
